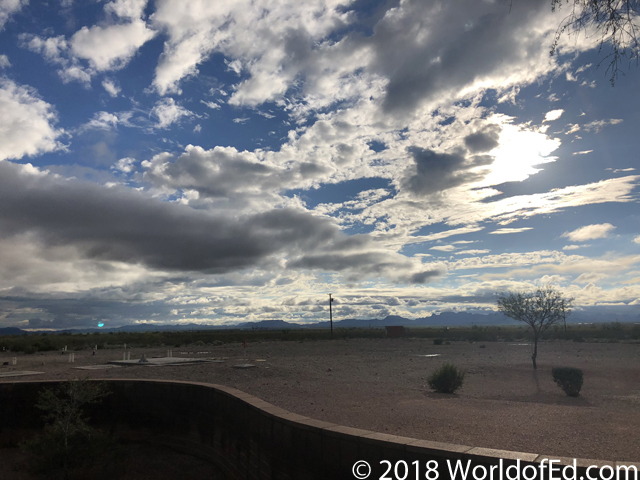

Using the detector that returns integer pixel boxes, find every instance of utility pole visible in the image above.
[328,293,333,338]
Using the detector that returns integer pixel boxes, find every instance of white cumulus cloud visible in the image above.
[562,223,616,242]
[0,78,65,161]
[70,20,156,71]
[543,109,563,122]
[151,97,193,129]
[102,78,121,97]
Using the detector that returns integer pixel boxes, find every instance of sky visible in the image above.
[0,0,639,330]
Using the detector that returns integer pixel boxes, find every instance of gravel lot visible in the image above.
[2,338,639,462]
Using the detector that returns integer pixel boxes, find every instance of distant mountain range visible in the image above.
[1,310,638,335]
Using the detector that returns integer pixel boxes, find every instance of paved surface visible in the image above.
[72,364,123,370]
[0,370,44,378]
[108,357,222,367]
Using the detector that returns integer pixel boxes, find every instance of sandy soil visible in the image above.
[1,338,639,462]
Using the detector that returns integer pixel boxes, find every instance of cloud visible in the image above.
[463,124,501,154]
[287,239,446,284]
[489,227,533,235]
[562,245,582,251]
[574,272,609,284]
[104,0,148,20]
[142,145,330,211]
[81,111,120,131]
[19,2,155,84]
[200,100,220,109]
[562,223,615,242]
[0,54,10,68]
[0,78,66,161]
[111,157,136,173]
[453,249,490,255]
[0,161,440,286]
[543,109,564,122]
[19,34,93,85]
[0,161,335,273]
[371,1,585,119]
[401,147,494,197]
[150,98,193,129]
[150,0,352,97]
[0,0,26,30]
[102,78,121,97]
[565,124,580,134]
[583,119,623,132]
[633,236,640,245]
[430,245,456,252]
[70,20,156,71]
[573,150,592,155]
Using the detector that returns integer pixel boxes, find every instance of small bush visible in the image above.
[552,367,583,397]
[427,363,465,394]
[433,338,443,345]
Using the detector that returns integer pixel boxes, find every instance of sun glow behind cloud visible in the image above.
[476,116,561,187]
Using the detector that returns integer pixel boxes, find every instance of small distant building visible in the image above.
[385,326,405,338]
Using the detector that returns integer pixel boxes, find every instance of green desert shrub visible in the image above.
[427,362,465,394]
[21,379,118,478]
[552,367,583,397]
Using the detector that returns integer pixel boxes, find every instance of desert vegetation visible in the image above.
[552,367,584,397]
[0,322,639,355]
[497,286,574,369]
[427,362,465,394]
[20,379,118,479]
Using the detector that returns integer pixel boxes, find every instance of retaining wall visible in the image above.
[0,380,636,480]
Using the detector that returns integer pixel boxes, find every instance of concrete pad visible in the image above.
[0,370,44,378]
[415,354,441,357]
[233,364,256,369]
[108,357,214,367]
[73,365,122,370]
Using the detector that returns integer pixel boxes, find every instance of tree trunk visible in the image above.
[532,333,538,369]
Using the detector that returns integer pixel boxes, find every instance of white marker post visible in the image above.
[12,357,17,365]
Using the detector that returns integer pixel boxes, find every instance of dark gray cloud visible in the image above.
[464,124,501,154]
[366,0,550,116]
[0,162,441,289]
[288,251,444,284]
[401,147,494,196]
[143,146,330,205]
[0,161,337,273]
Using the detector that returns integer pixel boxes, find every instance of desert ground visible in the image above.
[1,338,639,463]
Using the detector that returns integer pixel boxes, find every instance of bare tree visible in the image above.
[496,285,573,369]
[550,0,640,85]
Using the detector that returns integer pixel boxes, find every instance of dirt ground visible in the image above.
[1,338,639,462]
